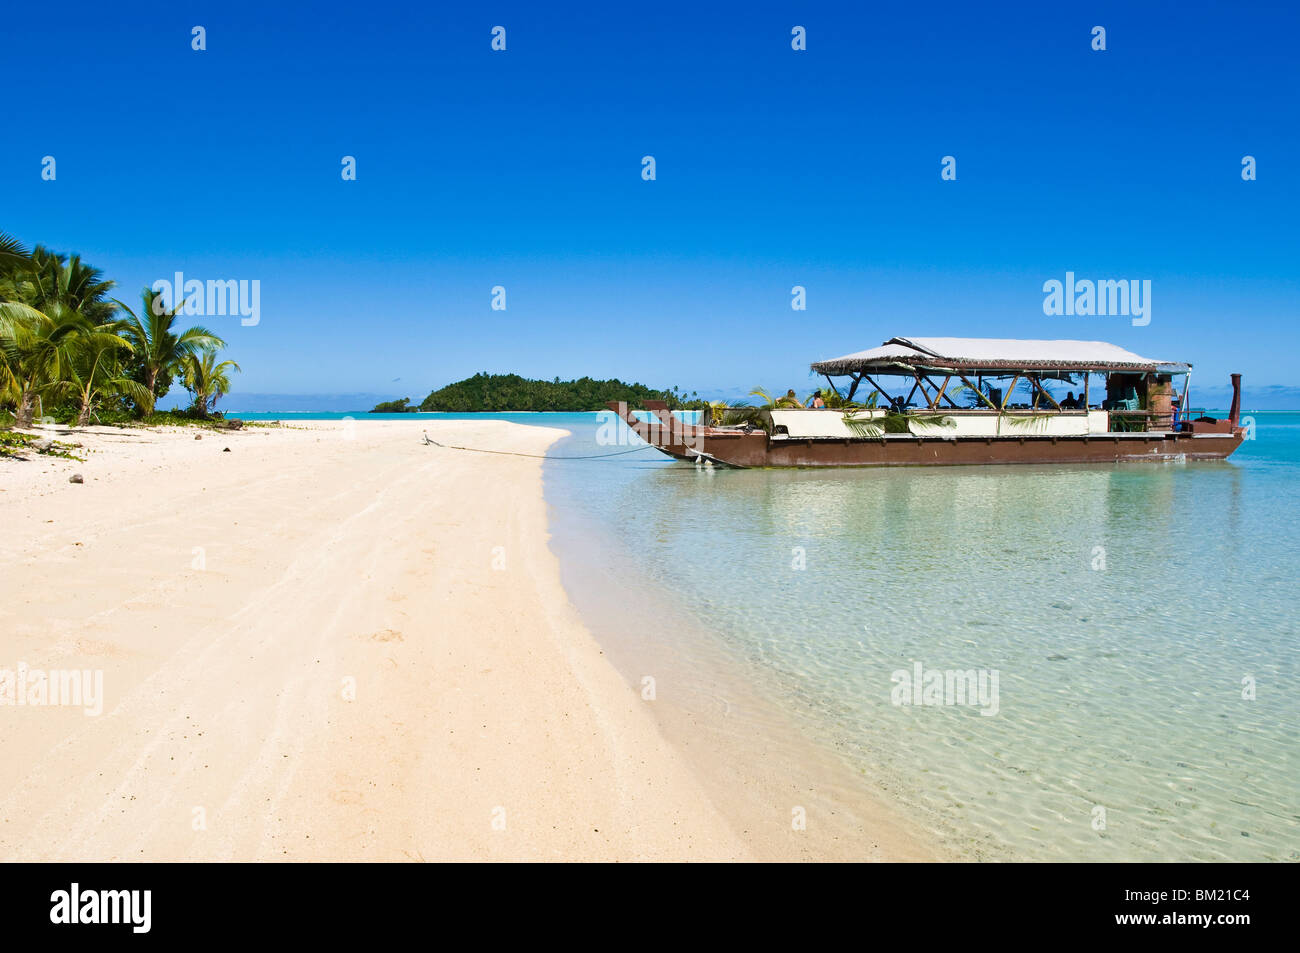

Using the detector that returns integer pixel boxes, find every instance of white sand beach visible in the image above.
[0,419,932,862]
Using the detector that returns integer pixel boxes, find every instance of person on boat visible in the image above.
[810,390,826,408]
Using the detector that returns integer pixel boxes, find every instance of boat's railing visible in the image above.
[1168,406,1210,431]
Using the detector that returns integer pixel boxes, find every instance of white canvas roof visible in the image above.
[811,336,1190,375]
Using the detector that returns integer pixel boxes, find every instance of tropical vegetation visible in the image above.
[418,373,710,413]
[369,397,417,413]
[0,231,240,430]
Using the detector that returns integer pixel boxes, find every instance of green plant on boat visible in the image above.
[803,385,864,409]
[703,398,732,426]
[720,403,760,428]
[996,411,1053,433]
[718,387,807,432]
[842,407,956,438]
[841,409,885,437]
[749,387,803,409]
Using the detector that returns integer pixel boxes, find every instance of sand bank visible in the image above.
[0,419,931,861]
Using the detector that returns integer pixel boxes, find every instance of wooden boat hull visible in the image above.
[608,402,1245,468]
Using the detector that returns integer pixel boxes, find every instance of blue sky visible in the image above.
[3,0,1297,408]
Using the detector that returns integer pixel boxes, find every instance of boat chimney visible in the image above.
[1229,373,1242,429]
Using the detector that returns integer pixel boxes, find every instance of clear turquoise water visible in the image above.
[540,410,1300,862]
[241,409,1299,860]
[232,411,527,421]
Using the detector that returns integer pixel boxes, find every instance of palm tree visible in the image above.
[181,349,240,417]
[0,231,30,276]
[0,301,94,427]
[51,327,152,426]
[114,289,225,413]
[22,247,117,324]
[0,234,31,417]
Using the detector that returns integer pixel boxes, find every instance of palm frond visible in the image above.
[999,412,1052,432]
[842,409,885,438]
[0,232,31,273]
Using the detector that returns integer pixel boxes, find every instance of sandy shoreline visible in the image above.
[0,419,932,861]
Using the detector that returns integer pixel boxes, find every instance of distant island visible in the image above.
[369,397,417,413]
[370,373,706,413]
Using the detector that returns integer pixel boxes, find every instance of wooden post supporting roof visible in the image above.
[913,373,937,409]
[1002,373,1022,410]
[957,373,998,409]
[935,375,953,408]
[1038,375,1062,411]
[862,374,896,405]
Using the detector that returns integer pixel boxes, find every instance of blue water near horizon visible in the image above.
[236,408,1299,860]
[231,411,547,420]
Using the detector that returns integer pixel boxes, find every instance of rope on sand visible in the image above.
[421,433,660,460]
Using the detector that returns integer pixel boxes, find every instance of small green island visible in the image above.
[370,372,708,413]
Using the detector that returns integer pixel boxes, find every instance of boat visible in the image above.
[607,336,1245,468]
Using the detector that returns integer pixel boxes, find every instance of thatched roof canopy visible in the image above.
[811,337,1190,377]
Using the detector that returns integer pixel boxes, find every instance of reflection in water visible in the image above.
[546,414,1300,861]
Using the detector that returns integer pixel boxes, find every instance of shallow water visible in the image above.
[543,410,1300,861]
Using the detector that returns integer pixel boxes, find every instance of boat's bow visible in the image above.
[605,400,698,461]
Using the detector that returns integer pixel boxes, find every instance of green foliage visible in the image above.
[1,233,239,426]
[370,397,415,413]
[0,429,83,461]
[721,405,762,428]
[419,372,708,412]
[998,411,1053,432]
[115,288,225,414]
[180,350,240,417]
[0,232,31,274]
[842,408,956,437]
[749,387,803,409]
[704,399,745,425]
[841,409,883,437]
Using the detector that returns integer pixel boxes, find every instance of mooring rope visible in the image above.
[421,433,660,460]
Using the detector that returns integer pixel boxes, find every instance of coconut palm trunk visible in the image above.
[15,390,37,428]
